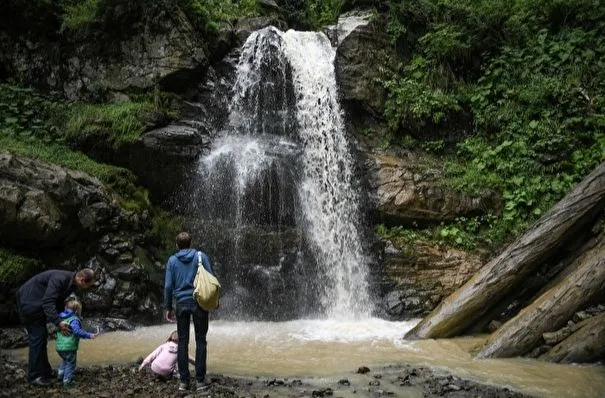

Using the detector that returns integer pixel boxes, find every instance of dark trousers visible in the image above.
[16,294,52,382]
[176,298,209,384]
[23,317,52,382]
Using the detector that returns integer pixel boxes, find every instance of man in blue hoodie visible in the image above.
[164,232,214,392]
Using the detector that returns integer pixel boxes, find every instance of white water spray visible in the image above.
[200,27,371,319]
[282,30,371,319]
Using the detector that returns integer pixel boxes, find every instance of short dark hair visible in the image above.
[176,232,191,249]
[77,268,96,283]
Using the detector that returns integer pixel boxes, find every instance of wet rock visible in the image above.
[112,265,142,281]
[335,14,388,117]
[0,328,27,349]
[235,17,287,44]
[0,352,532,398]
[0,152,126,248]
[381,240,482,318]
[366,151,501,225]
[81,276,117,311]
[488,320,502,332]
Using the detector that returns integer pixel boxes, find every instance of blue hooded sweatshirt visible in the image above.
[164,248,214,310]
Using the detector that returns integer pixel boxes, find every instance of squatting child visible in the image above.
[138,330,194,380]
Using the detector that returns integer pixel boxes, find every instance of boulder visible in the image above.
[0,152,125,247]
[335,14,390,117]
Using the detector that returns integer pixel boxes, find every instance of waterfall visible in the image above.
[282,30,371,319]
[196,27,371,320]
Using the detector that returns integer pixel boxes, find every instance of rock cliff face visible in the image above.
[0,153,162,325]
[365,151,500,225]
[0,8,212,101]
[0,152,125,246]
[381,240,483,317]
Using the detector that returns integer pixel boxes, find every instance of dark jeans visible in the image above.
[22,316,52,382]
[175,298,209,384]
[16,293,52,382]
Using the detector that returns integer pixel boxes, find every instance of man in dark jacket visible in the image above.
[16,268,97,387]
[164,232,214,393]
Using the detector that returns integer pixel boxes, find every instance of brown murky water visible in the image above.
[7,319,605,397]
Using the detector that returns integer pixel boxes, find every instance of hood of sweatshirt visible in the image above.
[59,309,77,320]
[175,248,197,264]
[166,341,178,353]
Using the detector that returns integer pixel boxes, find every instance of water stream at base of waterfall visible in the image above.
[6,320,605,397]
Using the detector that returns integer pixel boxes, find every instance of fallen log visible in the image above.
[405,162,605,339]
[540,313,605,364]
[476,236,605,358]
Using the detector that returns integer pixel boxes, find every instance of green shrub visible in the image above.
[60,0,100,32]
[380,0,605,249]
[0,249,41,284]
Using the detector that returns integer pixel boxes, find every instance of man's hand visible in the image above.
[58,321,72,336]
[164,310,176,323]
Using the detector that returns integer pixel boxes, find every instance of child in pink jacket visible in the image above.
[138,330,194,379]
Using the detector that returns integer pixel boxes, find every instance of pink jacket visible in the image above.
[140,341,177,376]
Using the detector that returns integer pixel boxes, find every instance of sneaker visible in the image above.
[30,377,51,387]
[178,381,188,391]
[196,381,210,392]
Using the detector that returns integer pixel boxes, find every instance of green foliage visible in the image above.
[306,0,344,29]
[0,249,41,284]
[178,0,261,32]
[381,0,605,248]
[63,100,155,147]
[375,217,482,251]
[144,210,184,260]
[0,85,64,143]
[61,0,100,32]
[0,83,153,210]
[382,55,462,131]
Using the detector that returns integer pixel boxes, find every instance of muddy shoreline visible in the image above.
[0,352,530,398]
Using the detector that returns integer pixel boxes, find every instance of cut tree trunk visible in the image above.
[540,313,605,363]
[476,235,605,358]
[405,162,605,339]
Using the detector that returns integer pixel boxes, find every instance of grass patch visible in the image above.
[63,100,156,147]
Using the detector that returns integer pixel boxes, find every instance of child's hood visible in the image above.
[59,309,77,319]
[166,341,178,353]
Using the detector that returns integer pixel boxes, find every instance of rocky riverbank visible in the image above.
[0,352,529,398]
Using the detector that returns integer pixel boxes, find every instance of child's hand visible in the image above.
[91,333,99,339]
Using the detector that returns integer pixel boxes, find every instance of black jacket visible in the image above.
[17,270,76,326]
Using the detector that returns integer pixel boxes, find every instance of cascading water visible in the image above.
[194,26,371,320]
[282,31,371,319]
